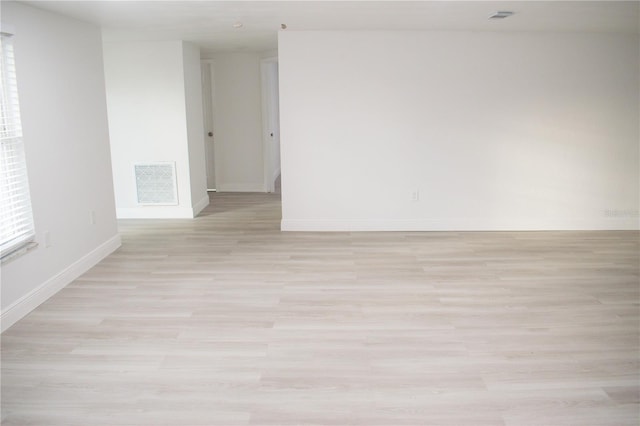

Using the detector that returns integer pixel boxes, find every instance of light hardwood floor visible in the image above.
[2,192,639,425]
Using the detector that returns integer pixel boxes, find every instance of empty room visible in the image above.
[1,1,638,425]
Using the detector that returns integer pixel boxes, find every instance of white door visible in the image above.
[261,58,281,193]
[201,61,216,191]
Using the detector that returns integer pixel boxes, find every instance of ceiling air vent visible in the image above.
[489,11,515,20]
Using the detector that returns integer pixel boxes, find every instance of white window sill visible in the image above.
[1,241,38,265]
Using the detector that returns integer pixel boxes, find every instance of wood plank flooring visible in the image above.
[2,192,639,425]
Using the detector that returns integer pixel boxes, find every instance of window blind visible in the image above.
[0,33,35,259]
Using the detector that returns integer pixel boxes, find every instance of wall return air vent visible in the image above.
[134,162,178,205]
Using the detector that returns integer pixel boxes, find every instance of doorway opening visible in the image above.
[201,60,217,191]
[261,57,280,194]
[200,56,280,196]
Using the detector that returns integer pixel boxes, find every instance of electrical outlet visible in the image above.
[89,210,96,225]
[411,189,419,202]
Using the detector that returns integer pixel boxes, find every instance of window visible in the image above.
[1,32,35,260]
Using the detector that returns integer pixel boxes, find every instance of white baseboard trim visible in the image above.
[272,167,281,184]
[116,206,195,219]
[192,194,210,217]
[217,183,266,193]
[1,235,122,333]
[281,218,640,232]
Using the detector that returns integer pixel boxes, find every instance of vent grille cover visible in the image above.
[489,11,514,19]
[134,162,178,205]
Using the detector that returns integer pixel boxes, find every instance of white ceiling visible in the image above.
[20,1,640,55]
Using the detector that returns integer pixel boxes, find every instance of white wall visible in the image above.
[1,3,120,330]
[103,40,208,218]
[182,42,209,213]
[209,53,265,192]
[279,31,639,231]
